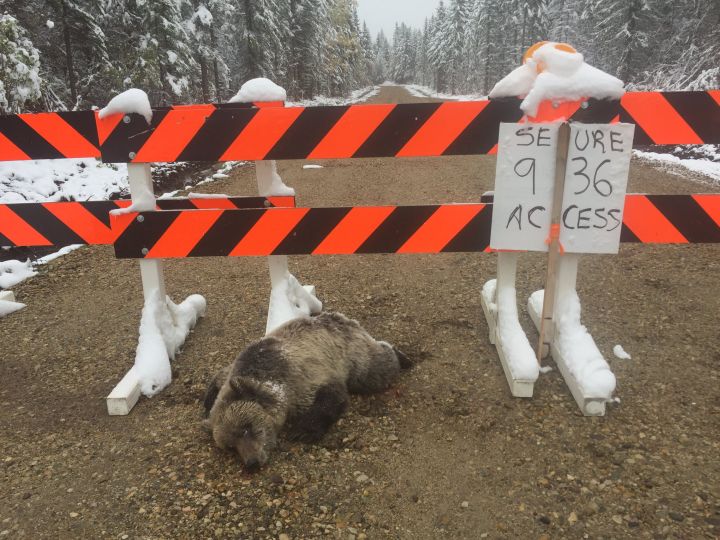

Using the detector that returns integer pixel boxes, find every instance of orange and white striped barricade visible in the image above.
[1,89,718,415]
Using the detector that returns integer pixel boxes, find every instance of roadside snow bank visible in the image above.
[489,42,625,117]
[99,88,153,124]
[633,148,720,185]
[134,290,206,397]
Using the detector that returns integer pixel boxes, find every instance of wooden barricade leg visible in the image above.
[527,254,616,416]
[255,161,321,335]
[481,252,539,397]
[106,163,205,415]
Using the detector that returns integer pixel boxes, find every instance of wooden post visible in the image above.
[536,122,570,362]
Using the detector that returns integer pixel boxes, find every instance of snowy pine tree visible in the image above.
[0,14,42,113]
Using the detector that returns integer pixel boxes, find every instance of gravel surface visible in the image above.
[1,86,719,539]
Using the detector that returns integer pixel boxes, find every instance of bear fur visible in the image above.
[203,312,411,470]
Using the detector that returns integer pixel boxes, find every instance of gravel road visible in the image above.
[1,86,718,539]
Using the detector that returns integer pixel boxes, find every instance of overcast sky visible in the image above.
[357,0,443,39]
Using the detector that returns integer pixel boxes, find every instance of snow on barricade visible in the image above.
[133,290,207,397]
[229,77,287,103]
[483,279,539,381]
[109,172,155,216]
[98,88,153,124]
[489,42,625,117]
[529,289,616,398]
[266,271,322,335]
[256,160,295,197]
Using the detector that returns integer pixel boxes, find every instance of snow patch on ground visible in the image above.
[287,86,379,107]
[193,161,246,187]
[613,345,632,360]
[633,148,720,185]
[36,244,82,264]
[99,88,152,124]
[0,299,25,317]
[133,290,206,397]
[0,259,36,289]
[403,84,486,102]
[0,159,127,203]
[229,78,287,103]
[303,164,323,170]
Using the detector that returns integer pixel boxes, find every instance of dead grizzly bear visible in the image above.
[203,312,411,471]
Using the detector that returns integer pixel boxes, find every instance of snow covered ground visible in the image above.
[287,85,379,107]
[633,145,720,186]
[401,83,486,102]
[0,159,128,203]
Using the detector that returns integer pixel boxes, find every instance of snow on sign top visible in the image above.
[98,88,153,124]
[489,42,625,117]
[229,78,287,104]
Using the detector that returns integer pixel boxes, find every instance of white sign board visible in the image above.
[559,123,635,254]
[490,123,559,251]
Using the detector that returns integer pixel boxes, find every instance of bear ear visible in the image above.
[229,376,276,408]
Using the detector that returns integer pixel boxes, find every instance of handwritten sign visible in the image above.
[490,123,559,251]
[559,123,634,254]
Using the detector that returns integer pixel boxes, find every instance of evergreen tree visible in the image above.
[0,14,42,113]
[40,0,110,108]
[427,1,450,91]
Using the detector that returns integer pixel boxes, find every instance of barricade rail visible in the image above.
[1,91,718,164]
[0,196,295,248]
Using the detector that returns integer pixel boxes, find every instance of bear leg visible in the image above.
[348,344,404,395]
[203,365,229,417]
[286,382,349,443]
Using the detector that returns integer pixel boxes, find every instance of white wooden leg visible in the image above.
[256,161,321,335]
[107,163,165,416]
[481,252,539,397]
[527,255,615,416]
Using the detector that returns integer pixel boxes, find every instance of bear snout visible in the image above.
[243,457,261,472]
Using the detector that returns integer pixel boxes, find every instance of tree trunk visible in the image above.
[210,27,222,101]
[60,0,77,106]
[244,0,260,79]
[619,1,639,82]
[199,56,209,103]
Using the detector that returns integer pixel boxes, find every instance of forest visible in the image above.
[1,0,718,114]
